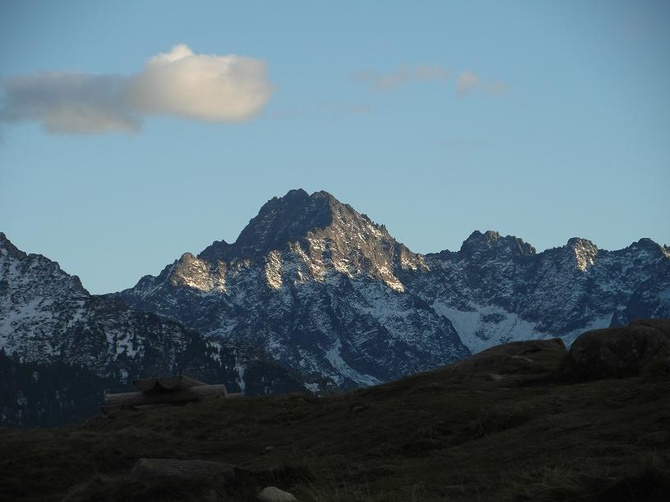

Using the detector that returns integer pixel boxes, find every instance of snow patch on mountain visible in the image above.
[433,304,547,354]
[325,339,381,387]
[434,303,614,353]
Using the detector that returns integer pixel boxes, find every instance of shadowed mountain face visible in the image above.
[0,232,306,426]
[201,189,334,260]
[117,190,670,386]
[408,233,670,351]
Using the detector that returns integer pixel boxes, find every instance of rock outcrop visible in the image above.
[258,486,298,502]
[447,338,567,378]
[567,319,670,380]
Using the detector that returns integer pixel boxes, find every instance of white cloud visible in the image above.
[353,65,448,91]
[0,44,273,134]
[456,71,480,94]
[127,44,272,122]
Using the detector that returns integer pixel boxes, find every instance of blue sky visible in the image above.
[1,0,669,294]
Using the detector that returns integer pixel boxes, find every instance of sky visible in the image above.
[1,0,669,295]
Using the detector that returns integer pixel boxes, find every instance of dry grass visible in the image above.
[1,348,669,501]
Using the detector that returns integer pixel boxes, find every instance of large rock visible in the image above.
[447,338,566,377]
[568,319,670,379]
[628,318,670,335]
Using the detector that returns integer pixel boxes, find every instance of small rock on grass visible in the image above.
[258,486,298,502]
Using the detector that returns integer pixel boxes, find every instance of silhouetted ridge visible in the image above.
[197,239,232,263]
[0,232,28,260]
[459,230,536,257]
[628,237,666,253]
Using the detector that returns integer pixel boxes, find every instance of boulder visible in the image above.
[568,319,670,380]
[128,458,237,481]
[629,318,670,335]
[447,338,566,377]
[258,486,298,502]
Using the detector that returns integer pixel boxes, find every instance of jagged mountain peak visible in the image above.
[199,190,351,262]
[221,189,382,258]
[197,190,332,262]
[460,230,536,258]
[168,252,227,292]
[627,237,668,254]
[197,188,413,266]
[232,189,335,255]
[0,232,27,260]
[197,239,231,263]
[617,238,670,268]
[565,238,599,271]
[566,237,597,249]
[0,232,89,298]
[136,190,427,297]
[561,237,669,272]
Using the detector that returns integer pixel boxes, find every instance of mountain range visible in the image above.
[1,188,669,425]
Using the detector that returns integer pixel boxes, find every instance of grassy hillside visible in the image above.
[1,343,668,501]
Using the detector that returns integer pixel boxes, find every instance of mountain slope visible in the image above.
[0,233,305,426]
[120,189,469,387]
[3,189,669,399]
[119,190,670,387]
[406,231,670,351]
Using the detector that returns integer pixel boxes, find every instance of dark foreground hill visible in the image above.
[1,334,669,502]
